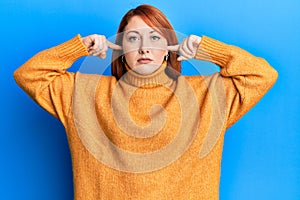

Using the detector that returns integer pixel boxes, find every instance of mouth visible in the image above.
[137,58,153,64]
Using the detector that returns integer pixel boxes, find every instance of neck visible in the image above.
[121,61,174,88]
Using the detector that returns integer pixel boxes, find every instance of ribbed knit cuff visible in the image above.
[56,34,89,65]
[195,35,231,67]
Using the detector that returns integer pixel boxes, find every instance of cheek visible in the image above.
[152,50,167,62]
[124,51,138,66]
[122,42,136,64]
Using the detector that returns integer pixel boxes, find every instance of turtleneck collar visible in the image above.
[120,61,175,88]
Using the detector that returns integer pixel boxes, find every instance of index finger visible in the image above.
[107,40,123,50]
[167,44,180,52]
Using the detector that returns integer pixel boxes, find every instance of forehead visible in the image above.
[124,16,154,32]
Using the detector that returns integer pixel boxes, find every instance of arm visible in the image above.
[14,35,89,124]
[195,36,278,128]
[168,35,278,129]
[14,34,122,124]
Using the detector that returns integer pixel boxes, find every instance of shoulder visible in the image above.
[179,73,222,88]
[74,72,116,83]
[74,72,117,91]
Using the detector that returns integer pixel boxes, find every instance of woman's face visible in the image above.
[122,16,168,75]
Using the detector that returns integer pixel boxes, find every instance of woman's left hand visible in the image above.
[167,35,202,61]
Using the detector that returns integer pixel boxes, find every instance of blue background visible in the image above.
[1,0,299,199]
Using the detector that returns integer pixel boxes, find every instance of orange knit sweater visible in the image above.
[14,34,278,199]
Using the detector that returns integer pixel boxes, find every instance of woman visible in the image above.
[14,4,278,200]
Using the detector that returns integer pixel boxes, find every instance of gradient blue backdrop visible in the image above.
[1,0,299,199]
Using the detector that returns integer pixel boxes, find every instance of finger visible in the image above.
[89,49,97,56]
[181,39,194,56]
[94,48,107,56]
[98,45,108,54]
[88,46,94,51]
[98,36,104,51]
[187,36,195,53]
[81,36,92,48]
[107,40,122,50]
[90,35,100,50]
[177,56,189,61]
[91,51,100,56]
[98,52,107,59]
[94,41,107,55]
[179,48,193,60]
[167,44,180,52]
[100,36,108,53]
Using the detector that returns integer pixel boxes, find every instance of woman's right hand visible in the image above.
[81,34,122,59]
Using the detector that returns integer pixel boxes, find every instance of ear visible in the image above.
[165,50,169,57]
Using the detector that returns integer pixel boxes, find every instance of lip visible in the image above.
[137,58,153,64]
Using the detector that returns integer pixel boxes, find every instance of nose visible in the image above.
[138,48,149,54]
[138,37,150,54]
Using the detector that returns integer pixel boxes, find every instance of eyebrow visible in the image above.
[126,30,157,35]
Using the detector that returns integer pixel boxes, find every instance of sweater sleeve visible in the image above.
[195,36,278,129]
[14,34,89,124]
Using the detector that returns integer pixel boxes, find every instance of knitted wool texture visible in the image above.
[14,35,278,200]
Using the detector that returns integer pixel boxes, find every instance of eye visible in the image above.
[151,35,160,41]
[128,36,139,42]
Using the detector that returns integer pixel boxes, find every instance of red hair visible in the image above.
[111,4,180,80]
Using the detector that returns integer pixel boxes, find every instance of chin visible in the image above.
[132,64,160,75]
